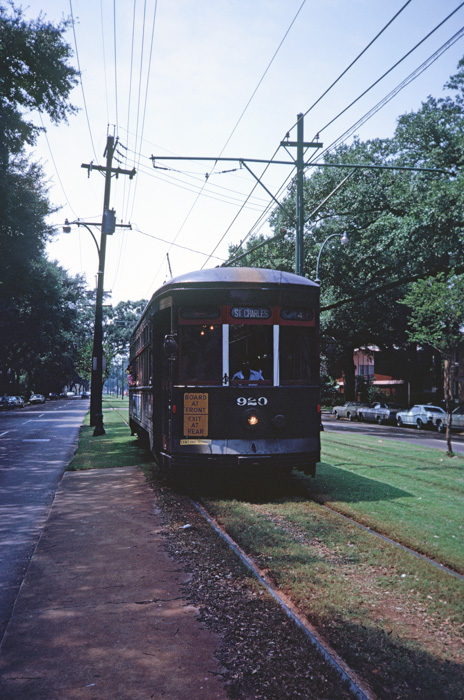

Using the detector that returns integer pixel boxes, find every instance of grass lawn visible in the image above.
[313,432,464,572]
[204,433,464,698]
[67,397,152,471]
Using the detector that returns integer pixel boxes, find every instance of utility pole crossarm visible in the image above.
[81,163,136,179]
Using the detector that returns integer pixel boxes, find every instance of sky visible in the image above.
[18,0,464,304]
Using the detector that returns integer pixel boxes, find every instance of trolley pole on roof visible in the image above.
[82,135,136,436]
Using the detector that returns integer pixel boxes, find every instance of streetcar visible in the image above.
[128,267,320,482]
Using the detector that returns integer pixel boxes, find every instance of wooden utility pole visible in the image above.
[82,135,136,435]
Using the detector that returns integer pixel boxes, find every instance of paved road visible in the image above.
[322,413,464,455]
[0,399,89,642]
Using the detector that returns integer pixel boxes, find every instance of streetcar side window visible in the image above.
[179,324,222,384]
[279,326,312,384]
[229,324,272,383]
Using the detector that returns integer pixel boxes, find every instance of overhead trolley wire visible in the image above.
[218,0,308,158]
[207,0,414,266]
[222,2,464,267]
[148,0,308,289]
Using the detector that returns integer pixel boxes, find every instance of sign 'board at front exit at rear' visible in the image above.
[184,393,208,437]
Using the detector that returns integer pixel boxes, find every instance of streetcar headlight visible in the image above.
[243,409,260,430]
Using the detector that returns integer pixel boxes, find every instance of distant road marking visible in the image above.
[0,431,9,437]
[22,439,51,443]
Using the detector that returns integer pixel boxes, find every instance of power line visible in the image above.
[113,0,119,132]
[313,1,464,139]
[121,0,138,222]
[203,0,414,266]
[99,0,110,124]
[151,0,309,286]
[127,0,158,222]
[221,6,464,266]
[68,0,98,161]
[313,25,464,165]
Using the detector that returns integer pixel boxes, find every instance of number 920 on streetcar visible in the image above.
[129,267,320,482]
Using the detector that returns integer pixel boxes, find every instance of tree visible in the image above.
[401,272,464,456]
[0,2,82,395]
[0,258,89,395]
[226,60,464,399]
[0,2,78,161]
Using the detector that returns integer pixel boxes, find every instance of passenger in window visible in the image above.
[233,360,264,382]
[126,365,136,387]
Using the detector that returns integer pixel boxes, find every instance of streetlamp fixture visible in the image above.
[315,232,349,284]
[63,218,107,436]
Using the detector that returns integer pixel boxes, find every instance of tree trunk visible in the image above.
[444,352,453,457]
[342,346,356,401]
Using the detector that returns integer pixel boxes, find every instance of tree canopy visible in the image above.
[227,58,464,400]
[401,271,464,454]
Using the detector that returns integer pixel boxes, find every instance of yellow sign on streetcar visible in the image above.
[183,393,208,437]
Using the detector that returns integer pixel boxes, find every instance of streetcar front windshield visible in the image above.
[179,325,222,384]
[229,324,272,383]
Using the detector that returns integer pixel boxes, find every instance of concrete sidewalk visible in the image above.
[0,467,227,699]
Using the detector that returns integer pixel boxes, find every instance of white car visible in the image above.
[29,394,46,405]
[396,404,446,430]
[436,405,464,433]
[357,402,406,425]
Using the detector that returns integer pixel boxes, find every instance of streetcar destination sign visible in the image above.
[230,306,271,320]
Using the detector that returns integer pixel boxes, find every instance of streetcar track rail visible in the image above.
[191,497,376,700]
[312,499,464,581]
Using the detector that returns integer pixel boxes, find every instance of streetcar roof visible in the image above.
[160,267,319,290]
[133,267,319,335]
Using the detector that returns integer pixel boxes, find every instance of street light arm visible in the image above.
[63,219,100,255]
[315,233,341,284]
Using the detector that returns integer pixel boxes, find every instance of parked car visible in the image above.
[396,404,446,430]
[29,393,46,405]
[357,402,406,425]
[332,401,367,421]
[1,395,21,409]
[436,405,464,433]
[80,391,90,399]
[48,392,59,400]
[10,396,25,408]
